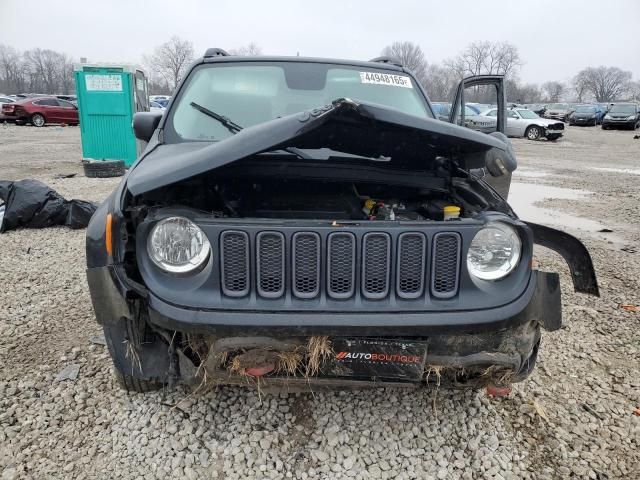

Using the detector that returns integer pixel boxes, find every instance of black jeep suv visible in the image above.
[86,49,598,393]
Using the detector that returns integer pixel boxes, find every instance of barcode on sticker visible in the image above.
[359,72,413,88]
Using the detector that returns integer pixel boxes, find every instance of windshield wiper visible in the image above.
[190,102,243,134]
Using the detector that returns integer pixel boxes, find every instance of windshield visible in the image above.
[609,104,636,114]
[575,106,596,113]
[517,109,539,119]
[167,62,431,142]
[549,103,567,110]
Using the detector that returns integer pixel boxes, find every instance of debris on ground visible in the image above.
[55,364,81,381]
[0,179,96,232]
[620,304,638,312]
[89,334,107,346]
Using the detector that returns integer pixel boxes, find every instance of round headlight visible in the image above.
[467,222,521,280]
[147,217,210,273]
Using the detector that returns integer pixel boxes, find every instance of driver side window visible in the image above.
[508,111,518,119]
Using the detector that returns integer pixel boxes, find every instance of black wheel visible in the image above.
[525,125,542,140]
[602,125,608,130]
[114,370,164,393]
[102,321,172,393]
[83,160,126,178]
[30,113,45,127]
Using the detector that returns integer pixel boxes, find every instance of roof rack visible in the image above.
[369,56,403,67]
[204,48,230,58]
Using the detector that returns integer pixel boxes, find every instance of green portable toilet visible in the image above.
[74,64,149,172]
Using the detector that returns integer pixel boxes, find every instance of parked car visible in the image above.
[149,101,166,113]
[86,50,598,394]
[457,104,497,133]
[601,103,640,130]
[431,102,451,121]
[568,105,605,126]
[1,96,79,126]
[482,107,564,140]
[543,103,574,122]
[0,95,16,121]
[525,104,547,116]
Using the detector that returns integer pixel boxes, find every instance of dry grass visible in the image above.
[277,349,304,376]
[305,336,332,377]
[425,365,443,387]
[123,339,142,374]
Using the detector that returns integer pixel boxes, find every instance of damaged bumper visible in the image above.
[88,264,561,387]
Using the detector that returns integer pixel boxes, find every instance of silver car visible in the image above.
[482,107,564,141]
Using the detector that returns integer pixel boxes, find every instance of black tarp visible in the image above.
[0,180,97,233]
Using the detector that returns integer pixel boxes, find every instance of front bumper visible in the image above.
[88,265,560,386]
[602,119,635,128]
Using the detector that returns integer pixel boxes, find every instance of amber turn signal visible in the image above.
[105,213,113,256]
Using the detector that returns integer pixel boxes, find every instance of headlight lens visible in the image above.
[604,114,611,119]
[147,217,210,273]
[627,115,636,120]
[467,223,521,280]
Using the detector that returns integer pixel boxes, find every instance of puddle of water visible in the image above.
[588,167,640,175]
[509,182,622,243]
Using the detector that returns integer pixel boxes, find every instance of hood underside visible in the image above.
[127,98,511,196]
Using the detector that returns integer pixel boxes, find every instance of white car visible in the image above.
[482,107,564,141]
[149,101,166,113]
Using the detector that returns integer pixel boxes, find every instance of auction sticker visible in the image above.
[359,71,413,88]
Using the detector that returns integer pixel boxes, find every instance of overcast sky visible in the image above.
[1,0,639,84]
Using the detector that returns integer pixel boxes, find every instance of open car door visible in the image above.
[449,75,512,199]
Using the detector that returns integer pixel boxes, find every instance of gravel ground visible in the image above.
[1,123,639,480]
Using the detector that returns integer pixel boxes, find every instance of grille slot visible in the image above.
[396,233,426,299]
[220,231,250,297]
[292,232,320,299]
[362,233,391,299]
[327,232,356,299]
[256,232,285,298]
[431,233,461,298]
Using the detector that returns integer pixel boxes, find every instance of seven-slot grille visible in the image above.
[219,230,461,300]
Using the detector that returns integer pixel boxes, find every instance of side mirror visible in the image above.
[133,112,162,142]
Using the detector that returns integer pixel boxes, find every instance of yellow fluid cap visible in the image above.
[443,205,461,214]
[364,199,376,210]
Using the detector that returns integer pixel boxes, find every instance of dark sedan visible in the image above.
[569,105,605,126]
[602,104,640,130]
[1,96,79,126]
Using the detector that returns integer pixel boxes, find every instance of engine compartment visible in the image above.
[133,157,510,222]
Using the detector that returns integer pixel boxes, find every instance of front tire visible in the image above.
[30,113,45,127]
[114,370,164,393]
[525,125,542,140]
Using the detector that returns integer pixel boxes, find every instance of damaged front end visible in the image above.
[87,98,598,393]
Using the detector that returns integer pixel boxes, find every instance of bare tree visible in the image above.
[229,42,262,56]
[506,79,542,103]
[542,81,565,102]
[574,66,632,102]
[380,41,428,85]
[423,63,458,101]
[0,44,28,93]
[628,80,640,102]
[147,36,195,92]
[444,41,522,79]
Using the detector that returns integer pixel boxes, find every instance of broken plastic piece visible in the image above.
[486,384,512,397]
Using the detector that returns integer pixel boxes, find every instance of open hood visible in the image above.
[127,98,512,196]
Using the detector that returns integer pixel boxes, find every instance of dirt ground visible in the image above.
[0,122,639,479]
